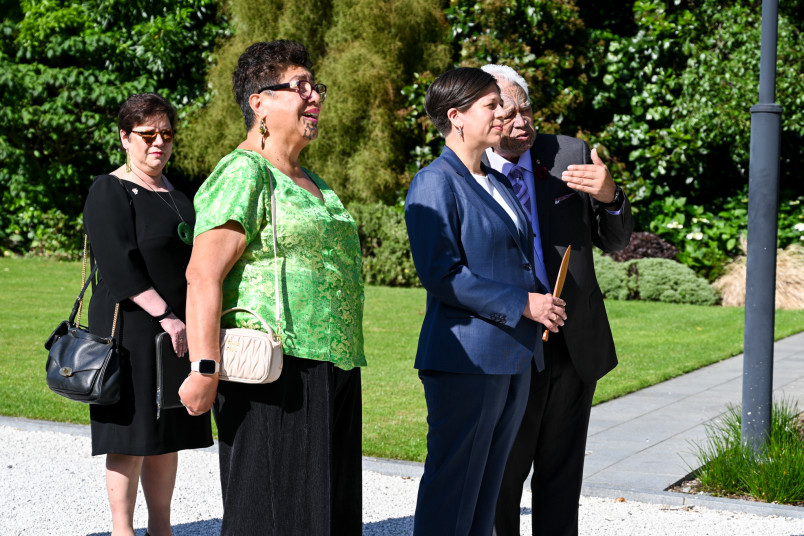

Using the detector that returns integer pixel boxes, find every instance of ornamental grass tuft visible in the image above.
[714,242,804,309]
[690,399,804,505]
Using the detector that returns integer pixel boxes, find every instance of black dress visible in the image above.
[84,174,212,456]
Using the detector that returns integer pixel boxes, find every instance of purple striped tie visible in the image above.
[507,164,551,294]
[508,166,532,222]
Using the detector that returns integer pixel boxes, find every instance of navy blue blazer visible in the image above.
[405,146,546,375]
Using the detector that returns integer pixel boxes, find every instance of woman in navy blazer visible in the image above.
[405,68,567,535]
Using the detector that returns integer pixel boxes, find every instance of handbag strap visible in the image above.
[77,175,131,337]
[220,165,283,341]
[267,169,282,340]
[221,307,278,342]
[73,235,119,338]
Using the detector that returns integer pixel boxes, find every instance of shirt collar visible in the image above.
[485,147,533,176]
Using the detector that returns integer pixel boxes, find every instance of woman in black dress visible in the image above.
[83,93,212,536]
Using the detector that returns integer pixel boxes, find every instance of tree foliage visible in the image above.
[176,0,451,203]
[0,0,225,256]
[400,0,804,279]
[4,0,804,283]
[173,0,334,180]
[590,0,804,279]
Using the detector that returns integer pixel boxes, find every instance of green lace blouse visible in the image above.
[194,149,366,370]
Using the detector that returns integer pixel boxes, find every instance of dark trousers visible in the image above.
[213,354,362,536]
[495,332,596,536]
[414,368,530,536]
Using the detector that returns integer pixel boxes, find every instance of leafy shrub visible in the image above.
[348,203,420,288]
[691,400,804,505]
[607,231,678,262]
[647,194,746,282]
[626,258,718,305]
[593,250,630,300]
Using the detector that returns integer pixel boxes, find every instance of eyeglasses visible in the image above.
[258,80,327,103]
[131,129,174,144]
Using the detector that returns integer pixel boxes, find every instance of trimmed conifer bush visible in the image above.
[593,251,630,300]
[626,258,718,305]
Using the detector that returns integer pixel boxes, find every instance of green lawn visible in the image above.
[3,257,804,462]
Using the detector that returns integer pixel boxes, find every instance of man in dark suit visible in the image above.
[481,64,634,536]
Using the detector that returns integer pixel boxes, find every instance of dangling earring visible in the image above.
[259,119,268,150]
[457,125,464,141]
[125,150,131,173]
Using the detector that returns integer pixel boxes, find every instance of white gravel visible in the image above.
[2,424,804,535]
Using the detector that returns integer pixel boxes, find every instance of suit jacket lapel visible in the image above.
[441,147,529,256]
[486,166,533,252]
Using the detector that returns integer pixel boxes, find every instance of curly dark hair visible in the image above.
[424,67,499,136]
[117,92,176,143]
[232,40,313,130]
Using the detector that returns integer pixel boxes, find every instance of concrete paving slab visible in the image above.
[583,330,804,513]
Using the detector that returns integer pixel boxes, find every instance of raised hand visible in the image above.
[561,148,617,204]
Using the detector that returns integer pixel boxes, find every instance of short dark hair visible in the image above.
[117,93,177,137]
[232,40,312,130]
[424,67,499,136]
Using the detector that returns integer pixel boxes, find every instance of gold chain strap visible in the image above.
[75,236,89,327]
[77,234,120,339]
[110,303,120,338]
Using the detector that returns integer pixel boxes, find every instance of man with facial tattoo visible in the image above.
[481,64,633,536]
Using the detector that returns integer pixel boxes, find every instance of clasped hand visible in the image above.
[159,315,187,356]
[523,293,567,332]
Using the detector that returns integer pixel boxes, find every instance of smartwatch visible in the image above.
[600,186,623,210]
[191,360,220,375]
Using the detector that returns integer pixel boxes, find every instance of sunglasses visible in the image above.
[131,129,174,144]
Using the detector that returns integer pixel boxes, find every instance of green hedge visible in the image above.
[594,253,631,301]
[348,203,420,288]
[594,251,718,306]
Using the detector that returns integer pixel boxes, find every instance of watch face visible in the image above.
[198,360,217,374]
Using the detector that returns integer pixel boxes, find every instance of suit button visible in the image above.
[522,263,531,271]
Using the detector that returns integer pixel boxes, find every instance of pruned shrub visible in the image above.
[593,250,630,300]
[348,203,420,287]
[607,231,679,262]
[626,258,718,305]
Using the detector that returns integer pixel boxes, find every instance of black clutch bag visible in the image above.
[155,332,190,419]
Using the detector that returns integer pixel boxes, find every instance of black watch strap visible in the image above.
[601,187,623,209]
[153,305,173,322]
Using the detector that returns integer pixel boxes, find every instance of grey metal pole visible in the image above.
[742,0,782,453]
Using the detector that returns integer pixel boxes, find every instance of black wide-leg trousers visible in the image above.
[214,354,362,536]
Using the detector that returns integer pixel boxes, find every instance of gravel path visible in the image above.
[2,424,804,535]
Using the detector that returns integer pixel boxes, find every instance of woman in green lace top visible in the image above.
[179,41,365,535]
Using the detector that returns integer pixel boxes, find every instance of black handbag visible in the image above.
[44,237,121,405]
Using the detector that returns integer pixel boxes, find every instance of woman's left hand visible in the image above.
[159,314,187,356]
[523,293,567,332]
[178,372,218,416]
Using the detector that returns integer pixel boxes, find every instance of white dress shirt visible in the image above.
[470,172,520,227]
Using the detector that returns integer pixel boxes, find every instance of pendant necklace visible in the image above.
[140,177,194,245]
